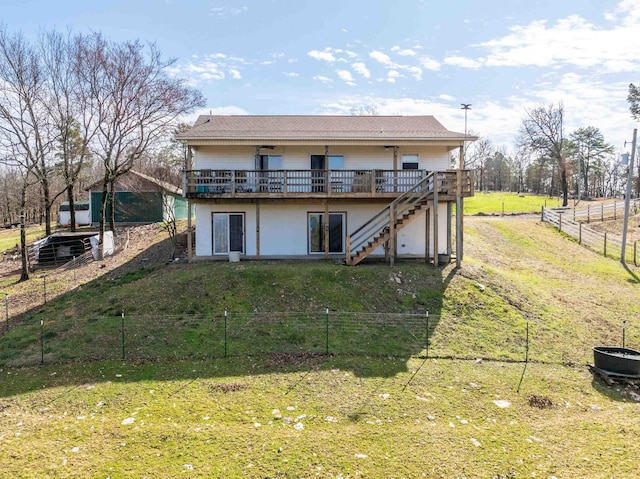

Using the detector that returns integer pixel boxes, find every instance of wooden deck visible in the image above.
[185,169,474,200]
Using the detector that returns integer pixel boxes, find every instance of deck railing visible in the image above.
[184,169,437,197]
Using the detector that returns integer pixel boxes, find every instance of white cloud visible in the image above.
[387,70,401,83]
[391,46,417,56]
[419,56,441,71]
[439,94,456,102]
[337,70,356,86]
[444,56,483,69]
[473,11,640,73]
[370,50,393,65]
[313,75,333,83]
[351,62,370,78]
[229,69,242,80]
[283,72,300,77]
[405,66,422,81]
[308,49,336,62]
[210,5,248,17]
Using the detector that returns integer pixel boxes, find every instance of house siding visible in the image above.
[193,201,449,258]
[192,145,452,171]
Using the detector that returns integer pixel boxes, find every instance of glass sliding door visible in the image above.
[212,213,244,255]
[308,212,345,254]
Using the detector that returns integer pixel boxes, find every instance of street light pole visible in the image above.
[621,128,637,264]
[457,104,471,267]
[460,104,472,169]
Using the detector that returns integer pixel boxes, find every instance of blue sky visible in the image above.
[2,0,640,153]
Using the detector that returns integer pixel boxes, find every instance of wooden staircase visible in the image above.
[346,170,471,266]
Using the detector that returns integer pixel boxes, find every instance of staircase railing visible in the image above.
[346,172,437,264]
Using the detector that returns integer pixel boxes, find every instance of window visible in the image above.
[256,155,283,170]
[308,212,345,254]
[328,155,344,169]
[402,154,419,170]
[212,213,244,255]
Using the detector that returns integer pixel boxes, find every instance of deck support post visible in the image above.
[256,201,260,257]
[389,203,396,267]
[425,207,431,264]
[324,199,329,258]
[433,184,439,267]
[456,167,463,268]
[187,201,193,261]
[393,146,398,193]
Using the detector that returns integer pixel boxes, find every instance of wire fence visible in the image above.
[1,309,637,368]
[542,207,639,265]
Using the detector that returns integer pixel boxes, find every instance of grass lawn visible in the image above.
[1,217,640,477]
[1,357,638,478]
[464,192,562,215]
[0,224,49,253]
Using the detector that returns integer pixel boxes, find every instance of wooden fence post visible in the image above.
[579,223,582,245]
[559,213,562,232]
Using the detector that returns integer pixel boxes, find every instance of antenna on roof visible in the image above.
[209,109,212,115]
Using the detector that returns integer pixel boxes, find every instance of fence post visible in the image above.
[4,293,8,333]
[224,309,228,358]
[579,223,582,245]
[540,206,544,222]
[635,241,638,267]
[425,311,430,359]
[121,309,125,360]
[604,231,607,258]
[601,203,604,222]
[614,202,617,221]
[559,213,562,232]
[73,256,76,282]
[525,319,529,363]
[325,308,330,355]
[501,202,504,217]
[587,204,590,223]
[623,320,626,349]
[40,318,44,365]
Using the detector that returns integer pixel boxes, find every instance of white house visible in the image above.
[178,115,475,265]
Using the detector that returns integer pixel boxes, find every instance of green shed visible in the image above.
[87,170,187,225]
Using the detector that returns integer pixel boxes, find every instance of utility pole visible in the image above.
[621,128,636,264]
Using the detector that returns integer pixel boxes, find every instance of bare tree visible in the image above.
[76,33,205,253]
[518,104,569,206]
[350,104,379,116]
[466,137,493,191]
[0,25,59,237]
[42,30,95,231]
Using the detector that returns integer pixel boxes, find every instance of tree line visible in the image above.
[466,102,640,207]
[0,25,204,280]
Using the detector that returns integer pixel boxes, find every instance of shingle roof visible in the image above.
[177,115,471,141]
